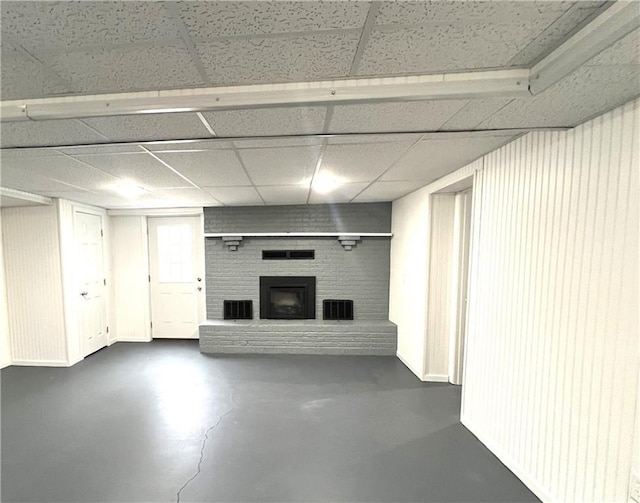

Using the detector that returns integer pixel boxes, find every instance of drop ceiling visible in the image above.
[1,1,638,209]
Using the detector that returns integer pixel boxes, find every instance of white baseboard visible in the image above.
[11,359,71,367]
[461,417,557,503]
[1,359,11,369]
[116,338,152,343]
[396,351,425,380]
[423,373,449,382]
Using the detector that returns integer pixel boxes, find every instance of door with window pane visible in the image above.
[148,216,205,339]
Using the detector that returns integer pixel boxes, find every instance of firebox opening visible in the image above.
[260,276,316,319]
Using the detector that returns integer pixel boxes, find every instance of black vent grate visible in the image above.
[262,250,315,260]
[224,300,253,320]
[323,300,354,320]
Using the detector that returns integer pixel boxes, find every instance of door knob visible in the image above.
[197,287,202,291]
[197,277,202,282]
[81,291,88,297]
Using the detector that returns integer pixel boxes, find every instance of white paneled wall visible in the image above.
[111,216,151,342]
[461,100,639,502]
[0,213,11,368]
[425,194,456,381]
[1,205,68,365]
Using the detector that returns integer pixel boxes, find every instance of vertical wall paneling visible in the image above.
[1,205,68,365]
[0,213,12,368]
[111,216,151,342]
[460,100,639,503]
[425,194,456,381]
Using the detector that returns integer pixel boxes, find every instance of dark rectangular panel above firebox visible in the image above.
[260,276,316,319]
[262,250,315,260]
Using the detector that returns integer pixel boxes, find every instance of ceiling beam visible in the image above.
[0,69,530,123]
[530,0,640,95]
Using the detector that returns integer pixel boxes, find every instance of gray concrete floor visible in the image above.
[1,340,539,503]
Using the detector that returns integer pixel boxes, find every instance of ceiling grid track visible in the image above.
[348,134,426,202]
[306,140,328,204]
[230,145,267,206]
[75,119,112,141]
[196,112,217,136]
[348,1,382,76]
[164,1,213,87]
[3,36,78,94]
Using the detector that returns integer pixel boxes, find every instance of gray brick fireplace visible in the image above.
[199,203,397,355]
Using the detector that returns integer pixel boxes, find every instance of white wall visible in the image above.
[1,205,68,365]
[111,216,151,342]
[0,213,12,368]
[461,100,639,503]
[390,160,478,379]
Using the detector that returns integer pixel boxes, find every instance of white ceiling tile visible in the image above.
[202,186,264,206]
[36,44,204,95]
[0,53,73,100]
[178,1,369,39]
[586,28,640,66]
[203,107,327,137]
[56,145,142,155]
[309,182,369,204]
[36,189,97,199]
[327,134,422,145]
[146,140,235,152]
[154,150,250,187]
[67,191,170,209]
[73,153,192,189]
[329,101,468,134]
[356,20,562,76]
[508,2,607,66]
[319,142,414,183]
[439,98,515,130]
[380,135,516,183]
[480,65,640,128]
[1,148,63,158]
[373,1,572,26]
[152,188,222,207]
[256,185,310,205]
[234,137,325,149]
[0,169,84,192]
[196,32,358,85]
[1,2,180,52]
[238,146,321,185]
[81,114,210,143]
[1,120,108,148]
[1,155,120,191]
[352,180,428,202]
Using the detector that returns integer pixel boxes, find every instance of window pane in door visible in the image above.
[157,224,193,282]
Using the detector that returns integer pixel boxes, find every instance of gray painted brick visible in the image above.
[204,202,391,233]
[205,236,390,321]
[201,203,395,355]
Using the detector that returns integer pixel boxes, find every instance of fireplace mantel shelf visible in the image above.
[206,232,392,251]
[205,232,392,238]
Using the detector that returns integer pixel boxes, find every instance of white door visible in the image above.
[76,211,108,357]
[148,216,205,339]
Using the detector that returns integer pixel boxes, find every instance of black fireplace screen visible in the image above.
[260,276,316,319]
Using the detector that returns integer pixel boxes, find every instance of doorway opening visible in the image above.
[426,178,473,385]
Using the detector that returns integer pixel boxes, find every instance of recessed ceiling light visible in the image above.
[313,173,345,194]
[109,181,147,199]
